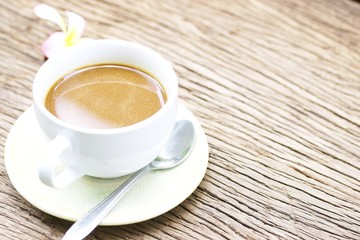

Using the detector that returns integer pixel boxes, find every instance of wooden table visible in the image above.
[1,0,359,239]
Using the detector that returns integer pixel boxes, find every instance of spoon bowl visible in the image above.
[151,120,195,169]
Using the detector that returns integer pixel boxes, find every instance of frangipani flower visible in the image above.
[34,4,91,58]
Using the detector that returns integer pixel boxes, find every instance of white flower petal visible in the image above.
[66,11,86,43]
[34,4,66,32]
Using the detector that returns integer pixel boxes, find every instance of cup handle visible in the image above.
[39,134,84,188]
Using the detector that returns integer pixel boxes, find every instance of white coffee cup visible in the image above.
[33,39,178,188]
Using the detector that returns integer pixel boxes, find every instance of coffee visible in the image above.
[45,64,167,129]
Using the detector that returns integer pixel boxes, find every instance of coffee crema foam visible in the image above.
[45,64,167,129]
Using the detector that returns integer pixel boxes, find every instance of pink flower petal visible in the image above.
[34,4,66,32]
[65,11,86,44]
[41,32,67,58]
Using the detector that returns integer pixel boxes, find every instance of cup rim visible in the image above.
[33,39,178,135]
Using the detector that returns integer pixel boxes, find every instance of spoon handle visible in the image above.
[62,165,152,240]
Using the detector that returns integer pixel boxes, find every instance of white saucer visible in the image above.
[5,103,208,225]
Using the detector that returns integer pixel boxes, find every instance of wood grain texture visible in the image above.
[1,0,359,239]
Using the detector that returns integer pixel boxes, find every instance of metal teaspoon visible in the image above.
[62,120,196,240]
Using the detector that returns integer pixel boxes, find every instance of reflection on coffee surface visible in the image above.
[45,64,167,129]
